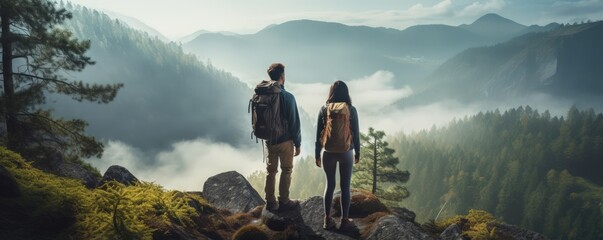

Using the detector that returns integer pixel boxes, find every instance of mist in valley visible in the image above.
[42,1,602,195]
[2,0,602,238]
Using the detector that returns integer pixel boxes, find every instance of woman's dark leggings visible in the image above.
[322,150,354,219]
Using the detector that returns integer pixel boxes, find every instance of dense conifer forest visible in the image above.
[394,106,603,239]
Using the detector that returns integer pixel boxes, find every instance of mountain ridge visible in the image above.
[397,21,602,108]
[178,29,239,43]
[459,13,527,40]
[465,13,525,27]
[101,9,171,42]
[184,13,561,86]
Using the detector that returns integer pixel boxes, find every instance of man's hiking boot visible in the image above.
[278,199,300,211]
[338,218,356,232]
[265,201,278,212]
[323,216,336,230]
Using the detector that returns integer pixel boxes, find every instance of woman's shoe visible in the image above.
[323,216,336,230]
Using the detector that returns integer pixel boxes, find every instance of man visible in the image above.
[264,63,301,211]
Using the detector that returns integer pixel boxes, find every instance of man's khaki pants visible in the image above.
[264,140,294,203]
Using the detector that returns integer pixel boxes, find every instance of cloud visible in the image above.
[457,0,507,17]
[346,71,414,112]
[364,93,577,136]
[288,70,413,119]
[291,68,580,137]
[89,138,266,191]
[286,82,330,118]
[87,81,586,192]
[268,0,457,30]
[407,0,455,18]
[552,0,603,17]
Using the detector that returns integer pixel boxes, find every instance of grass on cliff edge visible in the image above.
[0,147,208,239]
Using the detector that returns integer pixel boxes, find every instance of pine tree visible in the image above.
[0,0,122,159]
[353,127,410,204]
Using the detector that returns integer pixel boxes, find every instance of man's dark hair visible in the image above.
[327,80,352,105]
[267,63,285,80]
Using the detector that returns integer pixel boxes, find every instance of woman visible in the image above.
[315,80,360,230]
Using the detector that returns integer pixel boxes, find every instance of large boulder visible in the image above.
[32,151,99,188]
[259,202,319,239]
[98,165,139,187]
[0,165,20,198]
[54,161,99,188]
[488,222,550,240]
[202,171,264,213]
[391,207,416,222]
[440,223,463,240]
[365,215,435,240]
[299,196,358,240]
[333,189,390,218]
[261,202,301,231]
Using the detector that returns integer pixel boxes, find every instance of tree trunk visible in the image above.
[1,10,18,151]
[372,136,377,194]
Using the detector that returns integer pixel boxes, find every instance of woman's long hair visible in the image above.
[326,80,352,105]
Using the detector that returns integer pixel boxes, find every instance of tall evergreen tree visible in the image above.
[0,0,121,159]
[352,127,410,204]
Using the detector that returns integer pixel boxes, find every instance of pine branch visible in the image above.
[11,55,29,60]
[13,72,78,89]
[15,111,86,142]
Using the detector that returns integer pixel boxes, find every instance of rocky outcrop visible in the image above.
[188,171,552,240]
[98,165,139,187]
[365,215,435,240]
[261,189,430,240]
[488,222,550,240]
[333,189,390,218]
[440,223,463,240]
[0,165,20,198]
[33,151,100,188]
[261,202,302,231]
[55,161,99,188]
[391,207,417,222]
[202,171,264,213]
[299,196,357,240]
[260,202,320,239]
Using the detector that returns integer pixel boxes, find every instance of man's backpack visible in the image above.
[321,102,352,152]
[249,80,287,140]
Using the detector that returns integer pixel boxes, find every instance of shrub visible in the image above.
[0,147,200,239]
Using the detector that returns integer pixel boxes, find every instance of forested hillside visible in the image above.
[52,3,250,150]
[393,106,603,239]
[400,21,603,107]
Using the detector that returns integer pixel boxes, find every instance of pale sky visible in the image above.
[66,0,603,39]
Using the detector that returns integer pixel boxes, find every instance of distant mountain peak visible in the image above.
[179,29,239,43]
[459,13,526,39]
[470,13,523,27]
[256,19,355,36]
[275,19,346,28]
